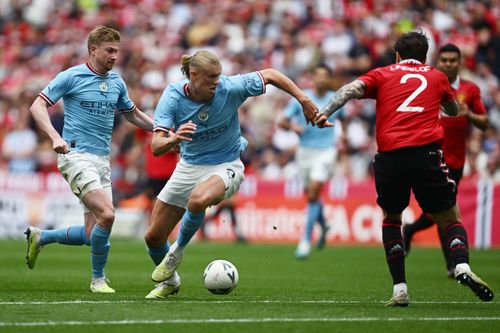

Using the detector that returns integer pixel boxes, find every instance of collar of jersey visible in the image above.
[86,62,109,77]
[398,59,423,65]
[450,76,460,90]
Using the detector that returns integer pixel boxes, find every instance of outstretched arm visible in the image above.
[30,96,69,154]
[123,107,154,131]
[315,80,366,128]
[259,68,318,124]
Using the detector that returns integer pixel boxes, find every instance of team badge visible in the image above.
[198,111,209,121]
[99,81,108,92]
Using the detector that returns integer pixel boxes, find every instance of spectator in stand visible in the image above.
[35,139,58,174]
[2,111,38,173]
[0,0,498,206]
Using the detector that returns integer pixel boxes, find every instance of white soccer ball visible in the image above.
[203,259,239,294]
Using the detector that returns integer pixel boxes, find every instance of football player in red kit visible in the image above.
[403,43,489,278]
[314,31,493,306]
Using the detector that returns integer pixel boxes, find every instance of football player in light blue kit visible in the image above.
[26,26,153,293]
[144,50,318,299]
[278,64,343,259]
[278,64,339,259]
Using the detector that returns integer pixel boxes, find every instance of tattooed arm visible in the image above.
[315,80,366,128]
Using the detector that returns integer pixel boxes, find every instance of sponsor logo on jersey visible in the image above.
[80,101,117,109]
[80,100,117,116]
[192,124,228,141]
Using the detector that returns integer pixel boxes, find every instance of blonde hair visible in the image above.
[87,25,121,53]
[181,50,221,79]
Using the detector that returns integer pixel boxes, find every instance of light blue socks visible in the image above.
[147,241,171,265]
[303,201,321,242]
[177,210,205,247]
[317,202,326,229]
[90,225,111,279]
[40,225,90,246]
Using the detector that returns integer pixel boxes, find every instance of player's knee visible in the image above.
[430,205,461,227]
[98,207,115,227]
[436,219,461,232]
[144,230,162,247]
[187,191,212,212]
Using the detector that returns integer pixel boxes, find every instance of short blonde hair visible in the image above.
[181,50,220,79]
[87,25,121,53]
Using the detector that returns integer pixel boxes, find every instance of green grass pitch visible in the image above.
[0,238,499,333]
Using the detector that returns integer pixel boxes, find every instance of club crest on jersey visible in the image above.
[99,81,108,92]
[198,111,209,121]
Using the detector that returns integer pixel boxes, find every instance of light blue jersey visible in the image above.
[40,63,135,156]
[284,89,342,149]
[154,72,265,165]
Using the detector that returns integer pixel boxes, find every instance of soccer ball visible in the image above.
[203,259,239,294]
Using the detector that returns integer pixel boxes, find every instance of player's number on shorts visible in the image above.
[396,74,427,112]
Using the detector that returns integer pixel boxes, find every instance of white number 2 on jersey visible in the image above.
[396,74,428,112]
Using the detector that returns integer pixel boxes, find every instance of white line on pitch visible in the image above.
[0,300,494,305]
[0,300,497,305]
[1,317,500,327]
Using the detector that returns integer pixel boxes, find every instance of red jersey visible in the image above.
[441,78,486,169]
[136,128,179,179]
[358,60,455,152]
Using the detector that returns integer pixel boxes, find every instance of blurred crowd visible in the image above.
[1,0,500,205]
